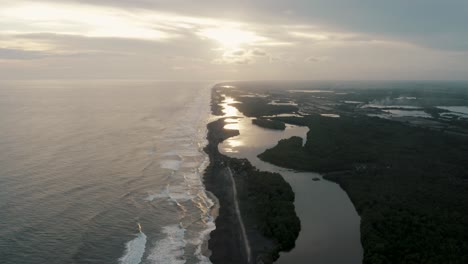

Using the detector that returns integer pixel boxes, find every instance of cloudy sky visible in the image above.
[1,0,468,80]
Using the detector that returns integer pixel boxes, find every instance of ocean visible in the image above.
[0,80,215,264]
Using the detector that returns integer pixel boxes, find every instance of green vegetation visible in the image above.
[205,117,300,263]
[259,114,468,264]
[252,118,286,130]
[228,158,300,260]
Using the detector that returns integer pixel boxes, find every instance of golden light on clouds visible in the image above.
[0,2,175,41]
[198,27,267,48]
[0,0,463,80]
[290,31,329,40]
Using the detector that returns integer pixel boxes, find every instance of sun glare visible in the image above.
[198,27,265,48]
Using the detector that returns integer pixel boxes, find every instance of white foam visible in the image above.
[145,185,193,202]
[161,151,177,156]
[181,161,201,168]
[194,220,216,264]
[146,224,186,264]
[396,96,417,100]
[343,100,363,104]
[176,150,201,157]
[160,160,182,170]
[119,231,147,264]
[142,85,217,264]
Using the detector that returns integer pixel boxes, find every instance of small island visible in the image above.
[252,118,286,130]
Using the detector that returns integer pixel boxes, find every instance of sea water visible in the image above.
[0,80,215,264]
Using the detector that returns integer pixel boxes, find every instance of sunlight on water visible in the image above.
[217,93,363,264]
[221,97,241,115]
[0,80,215,264]
[224,123,239,130]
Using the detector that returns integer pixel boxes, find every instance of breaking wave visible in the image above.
[119,228,147,264]
[147,224,186,264]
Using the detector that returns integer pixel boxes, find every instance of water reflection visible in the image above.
[223,139,243,153]
[217,94,363,264]
[320,113,340,118]
[224,118,239,123]
[224,123,240,130]
[221,96,242,117]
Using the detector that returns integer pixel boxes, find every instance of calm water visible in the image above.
[218,96,363,264]
[0,80,215,264]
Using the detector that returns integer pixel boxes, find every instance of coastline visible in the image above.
[214,96,362,263]
[207,81,468,264]
[203,116,300,263]
[203,118,248,263]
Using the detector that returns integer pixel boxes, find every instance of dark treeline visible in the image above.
[252,118,286,130]
[204,117,300,263]
[259,115,468,264]
[228,158,300,261]
[232,97,298,117]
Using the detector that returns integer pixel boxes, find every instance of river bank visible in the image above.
[218,102,363,264]
[203,116,300,263]
[203,118,247,264]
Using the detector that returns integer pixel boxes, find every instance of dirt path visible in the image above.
[227,167,251,263]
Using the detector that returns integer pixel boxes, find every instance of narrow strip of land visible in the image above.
[227,166,251,263]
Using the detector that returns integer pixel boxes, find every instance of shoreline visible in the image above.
[215,99,362,263]
[202,118,249,263]
[203,117,299,263]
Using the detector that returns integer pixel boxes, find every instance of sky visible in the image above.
[1,0,468,80]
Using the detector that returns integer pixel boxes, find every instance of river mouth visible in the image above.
[218,96,363,263]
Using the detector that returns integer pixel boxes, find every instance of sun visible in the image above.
[198,27,265,48]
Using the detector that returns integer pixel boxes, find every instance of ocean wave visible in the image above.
[146,224,186,264]
[160,160,183,171]
[192,211,217,263]
[143,85,217,264]
[119,228,147,264]
[145,185,193,203]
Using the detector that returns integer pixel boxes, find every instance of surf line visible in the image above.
[227,167,251,263]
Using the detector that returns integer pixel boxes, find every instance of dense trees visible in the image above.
[259,115,468,264]
[229,158,300,255]
[252,118,286,130]
[205,117,300,263]
[232,97,298,117]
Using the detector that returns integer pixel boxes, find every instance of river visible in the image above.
[218,96,363,264]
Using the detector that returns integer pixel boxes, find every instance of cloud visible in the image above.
[0,2,183,41]
[251,48,267,56]
[213,48,270,65]
[1,0,467,80]
[34,0,468,52]
[0,48,47,60]
[0,46,117,60]
[231,49,245,56]
[305,56,320,63]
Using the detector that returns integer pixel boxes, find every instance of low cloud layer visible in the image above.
[1,0,467,80]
